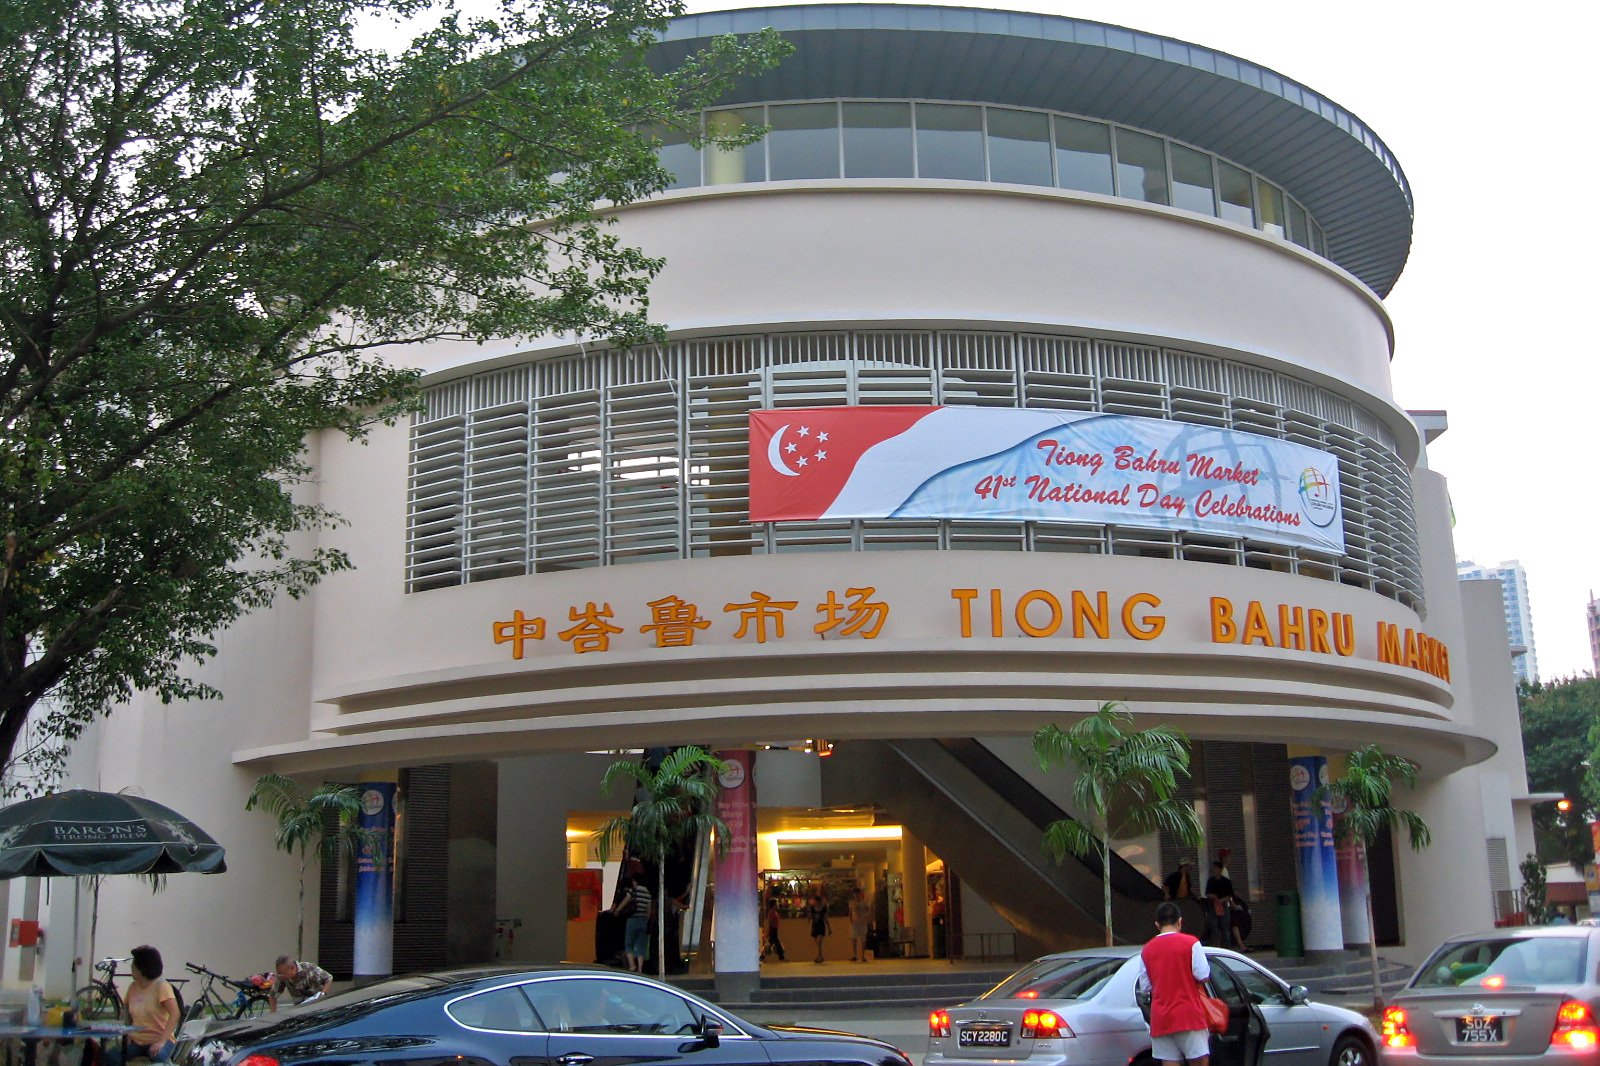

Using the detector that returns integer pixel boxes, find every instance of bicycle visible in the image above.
[181,962,271,1024]
[73,956,189,1023]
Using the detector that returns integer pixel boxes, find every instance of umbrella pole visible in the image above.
[72,878,81,988]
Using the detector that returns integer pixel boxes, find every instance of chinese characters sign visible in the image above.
[749,406,1344,554]
[492,587,891,658]
[490,587,1450,684]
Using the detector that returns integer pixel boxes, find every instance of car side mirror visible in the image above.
[699,1016,724,1048]
[1286,985,1310,1005]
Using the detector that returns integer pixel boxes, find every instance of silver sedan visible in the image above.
[926,947,1377,1066]
[1381,925,1600,1066]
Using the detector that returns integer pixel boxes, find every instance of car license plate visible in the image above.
[959,1025,1012,1048]
[1456,1017,1503,1043]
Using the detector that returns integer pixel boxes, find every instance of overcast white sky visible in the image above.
[370,0,1600,678]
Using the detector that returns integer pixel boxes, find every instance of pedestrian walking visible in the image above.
[762,895,786,962]
[611,870,654,974]
[1136,901,1212,1066]
[848,887,872,961]
[805,891,831,963]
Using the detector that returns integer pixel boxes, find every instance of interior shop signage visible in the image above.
[748,406,1344,554]
[491,589,1449,683]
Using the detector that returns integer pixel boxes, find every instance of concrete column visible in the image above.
[713,750,758,1003]
[447,763,498,965]
[1288,753,1343,961]
[1392,768,1495,964]
[353,774,397,978]
[902,831,929,956]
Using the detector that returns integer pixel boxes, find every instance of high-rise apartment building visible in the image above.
[1459,559,1539,684]
[1588,592,1598,675]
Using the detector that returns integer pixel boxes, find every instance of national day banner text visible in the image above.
[748,406,1344,554]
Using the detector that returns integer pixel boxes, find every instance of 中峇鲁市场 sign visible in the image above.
[748,406,1344,554]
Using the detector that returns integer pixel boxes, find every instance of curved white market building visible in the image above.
[15,4,1540,997]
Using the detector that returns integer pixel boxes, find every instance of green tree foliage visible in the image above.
[1519,853,1550,925]
[1321,746,1431,1010]
[1032,701,1203,947]
[246,774,384,960]
[595,746,728,978]
[0,0,787,779]
[1520,677,1600,867]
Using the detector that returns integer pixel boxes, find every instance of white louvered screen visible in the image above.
[406,330,1425,612]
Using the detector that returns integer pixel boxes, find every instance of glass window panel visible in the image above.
[1287,199,1310,247]
[1170,144,1216,216]
[986,108,1052,186]
[768,103,839,180]
[1256,177,1286,237]
[704,107,764,185]
[640,122,698,190]
[1218,161,1253,227]
[1053,116,1113,195]
[915,103,985,180]
[1114,128,1169,205]
[842,102,913,178]
[1310,221,1326,256]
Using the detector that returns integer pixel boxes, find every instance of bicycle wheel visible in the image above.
[73,984,121,1022]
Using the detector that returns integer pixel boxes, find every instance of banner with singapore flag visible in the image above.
[749,406,1344,553]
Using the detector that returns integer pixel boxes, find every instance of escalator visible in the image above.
[822,738,1193,951]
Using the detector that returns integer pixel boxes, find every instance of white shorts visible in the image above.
[1151,1029,1211,1062]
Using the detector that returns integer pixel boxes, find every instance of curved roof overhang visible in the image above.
[653,4,1413,296]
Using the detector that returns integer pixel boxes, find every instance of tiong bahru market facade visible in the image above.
[9,3,1542,999]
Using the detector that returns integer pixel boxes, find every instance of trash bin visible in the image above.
[1275,890,1303,957]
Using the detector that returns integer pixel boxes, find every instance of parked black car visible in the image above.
[176,966,912,1066]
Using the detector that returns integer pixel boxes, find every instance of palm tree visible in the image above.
[1320,745,1431,1010]
[246,773,384,960]
[1033,701,1204,946]
[594,747,730,979]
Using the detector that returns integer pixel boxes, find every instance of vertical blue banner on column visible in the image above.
[1289,756,1342,953]
[353,780,396,977]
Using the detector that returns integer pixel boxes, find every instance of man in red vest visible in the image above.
[1136,901,1213,1066]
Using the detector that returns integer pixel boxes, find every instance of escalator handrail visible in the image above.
[934,738,1164,902]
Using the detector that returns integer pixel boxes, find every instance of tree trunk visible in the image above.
[657,861,668,980]
[1102,827,1113,947]
[1364,843,1382,1011]
[298,854,308,961]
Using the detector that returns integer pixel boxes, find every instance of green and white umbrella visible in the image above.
[0,789,226,878]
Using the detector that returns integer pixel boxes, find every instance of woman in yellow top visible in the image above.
[120,945,181,1063]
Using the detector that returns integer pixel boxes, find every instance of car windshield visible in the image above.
[1412,937,1589,989]
[980,957,1124,1001]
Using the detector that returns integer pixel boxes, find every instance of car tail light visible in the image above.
[929,1010,951,1038]
[1381,1007,1415,1049]
[1021,1010,1070,1039]
[1015,989,1040,999]
[1552,1000,1599,1050]
[238,1056,280,1066]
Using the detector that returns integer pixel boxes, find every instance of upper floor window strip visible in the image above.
[644,99,1326,256]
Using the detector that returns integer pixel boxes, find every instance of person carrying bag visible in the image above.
[1135,901,1215,1066]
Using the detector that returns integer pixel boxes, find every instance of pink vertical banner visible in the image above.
[715,750,759,979]
[1333,803,1371,944]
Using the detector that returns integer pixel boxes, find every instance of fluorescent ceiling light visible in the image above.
[767,827,903,843]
